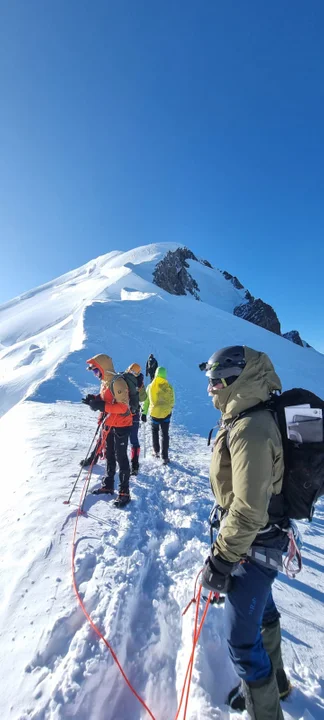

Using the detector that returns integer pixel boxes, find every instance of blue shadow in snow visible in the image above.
[281,629,311,648]
[301,555,324,573]
[302,541,324,556]
[279,573,324,604]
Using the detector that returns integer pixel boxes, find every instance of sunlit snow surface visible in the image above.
[0,243,324,719]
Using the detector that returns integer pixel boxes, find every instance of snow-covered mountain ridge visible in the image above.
[0,242,322,421]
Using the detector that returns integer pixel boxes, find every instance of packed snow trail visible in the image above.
[1,402,324,720]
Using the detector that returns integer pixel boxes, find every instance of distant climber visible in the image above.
[142,366,174,464]
[82,354,132,507]
[146,354,158,381]
[125,363,147,475]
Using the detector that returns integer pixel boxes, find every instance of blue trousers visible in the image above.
[224,560,280,684]
[130,413,140,449]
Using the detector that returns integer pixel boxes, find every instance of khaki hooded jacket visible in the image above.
[210,347,284,564]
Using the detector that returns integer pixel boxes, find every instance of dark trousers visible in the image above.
[129,413,140,449]
[151,414,171,459]
[105,427,131,495]
[224,560,279,684]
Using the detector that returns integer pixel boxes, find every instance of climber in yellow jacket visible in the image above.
[142,366,175,464]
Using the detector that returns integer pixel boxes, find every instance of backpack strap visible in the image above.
[227,398,276,431]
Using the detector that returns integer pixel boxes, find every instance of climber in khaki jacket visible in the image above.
[200,346,290,720]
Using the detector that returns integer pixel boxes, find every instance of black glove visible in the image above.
[82,394,96,405]
[199,362,207,372]
[201,552,236,594]
[141,414,147,423]
[89,398,105,412]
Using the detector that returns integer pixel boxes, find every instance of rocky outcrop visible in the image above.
[221,270,244,290]
[153,248,200,300]
[282,330,303,347]
[283,331,311,348]
[153,247,311,349]
[234,298,281,335]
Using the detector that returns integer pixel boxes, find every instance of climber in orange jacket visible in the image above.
[82,354,132,507]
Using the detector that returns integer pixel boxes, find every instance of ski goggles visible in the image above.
[88,365,102,379]
[206,365,244,383]
[209,377,228,387]
[207,377,228,393]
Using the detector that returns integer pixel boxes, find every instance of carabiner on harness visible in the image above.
[209,502,227,545]
[283,521,303,579]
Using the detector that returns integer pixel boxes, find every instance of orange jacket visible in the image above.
[87,354,132,428]
[100,385,132,428]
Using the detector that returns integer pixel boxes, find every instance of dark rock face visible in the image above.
[153,248,200,300]
[283,331,312,348]
[153,246,311,349]
[234,298,281,335]
[222,270,244,290]
[282,330,303,347]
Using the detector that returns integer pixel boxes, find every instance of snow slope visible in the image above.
[1,403,324,720]
[1,242,324,720]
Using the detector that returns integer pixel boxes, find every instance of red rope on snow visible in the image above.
[72,465,157,719]
[182,568,203,616]
[174,586,212,720]
[71,467,211,720]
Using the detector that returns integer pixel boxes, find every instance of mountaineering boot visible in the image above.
[227,667,291,712]
[152,451,160,459]
[92,475,114,495]
[243,671,284,720]
[80,448,99,467]
[114,493,131,508]
[80,457,91,468]
[276,668,292,700]
[130,447,140,476]
[92,486,114,496]
[227,683,246,712]
[162,457,170,465]
[262,619,291,699]
[227,620,291,712]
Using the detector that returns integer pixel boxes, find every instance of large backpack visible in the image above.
[110,372,140,415]
[272,389,324,521]
[150,378,174,418]
[234,388,324,521]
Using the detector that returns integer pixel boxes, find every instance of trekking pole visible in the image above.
[63,422,101,505]
[80,425,111,512]
[143,422,146,459]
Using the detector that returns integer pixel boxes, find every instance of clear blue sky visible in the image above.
[1,1,324,350]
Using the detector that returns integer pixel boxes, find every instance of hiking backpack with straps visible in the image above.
[231,388,324,521]
[271,388,324,521]
[110,372,140,415]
